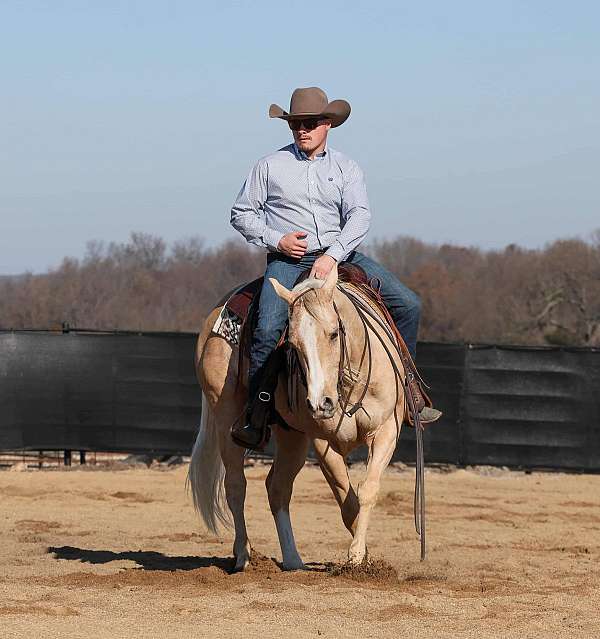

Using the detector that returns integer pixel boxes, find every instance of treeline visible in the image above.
[1,231,599,346]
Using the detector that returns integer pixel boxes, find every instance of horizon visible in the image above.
[2,227,599,277]
[2,2,599,274]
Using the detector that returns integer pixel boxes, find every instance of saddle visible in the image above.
[215,264,370,350]
[211,263,433,426]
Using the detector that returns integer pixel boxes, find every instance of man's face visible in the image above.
[289,118,331,155]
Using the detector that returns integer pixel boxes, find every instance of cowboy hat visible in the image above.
[269,87,351,128]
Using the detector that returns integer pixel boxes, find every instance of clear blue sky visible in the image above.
[1,1,599,273]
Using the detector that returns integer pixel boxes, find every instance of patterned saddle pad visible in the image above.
[212,277,263,346]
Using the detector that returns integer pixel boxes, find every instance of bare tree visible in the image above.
[1,232,599,346]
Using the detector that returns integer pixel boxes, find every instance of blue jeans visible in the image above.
[248,250,421,399]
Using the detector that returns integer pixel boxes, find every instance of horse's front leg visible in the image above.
[348,417,399,564]
[313,437,359,536]
[266,426,310,570]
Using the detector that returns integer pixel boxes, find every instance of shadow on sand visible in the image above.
[48,545,234,572]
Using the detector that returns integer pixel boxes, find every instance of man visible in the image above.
[230,87,439,449]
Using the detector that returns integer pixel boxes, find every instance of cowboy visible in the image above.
[230,87,440,449]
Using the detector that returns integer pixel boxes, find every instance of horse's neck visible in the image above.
[334,285,396,366]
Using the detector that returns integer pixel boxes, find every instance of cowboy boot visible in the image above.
[230,392,272,451]
[230,348,286,450]
[420,405,442,424]
[407,374,442,425]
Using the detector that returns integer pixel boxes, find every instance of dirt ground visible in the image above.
[0,461,599,639]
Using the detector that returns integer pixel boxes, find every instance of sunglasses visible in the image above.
[288,117,324,131]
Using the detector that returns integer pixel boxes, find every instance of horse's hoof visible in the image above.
[231,555,250,573]
[347,548,366,565]
[231,563,247,573]
[282,559,306,571]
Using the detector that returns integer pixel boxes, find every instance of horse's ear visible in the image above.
[269,277,294,305]
[321,261,339,295]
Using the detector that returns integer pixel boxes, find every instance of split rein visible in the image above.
[287,283,427,561]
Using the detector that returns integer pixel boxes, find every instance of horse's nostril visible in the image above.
[306,398,316,413]
[321,397,334,412]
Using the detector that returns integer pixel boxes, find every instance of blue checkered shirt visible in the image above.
[230,143,371,262]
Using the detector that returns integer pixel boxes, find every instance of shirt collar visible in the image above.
[293,143,328,161]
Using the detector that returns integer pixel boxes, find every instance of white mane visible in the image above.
[291,277,325,295]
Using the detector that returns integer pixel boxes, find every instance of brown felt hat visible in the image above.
[269,87,351,128]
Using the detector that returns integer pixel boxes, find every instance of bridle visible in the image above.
[287,282,428,560]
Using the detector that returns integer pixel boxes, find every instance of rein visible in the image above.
[287,282,427,561]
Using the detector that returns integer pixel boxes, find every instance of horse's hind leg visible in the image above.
[266,427,310,570]
[217,424,251,572]
[348,418,398,564]
[313,438,359,536]
[197,323,251,573]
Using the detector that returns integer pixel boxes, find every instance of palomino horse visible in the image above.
[188,262,418,572]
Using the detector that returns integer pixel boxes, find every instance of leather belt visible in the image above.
[268,247,329,262]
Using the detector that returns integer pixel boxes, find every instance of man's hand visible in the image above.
[277,231,308,258]
[310,255,336,280]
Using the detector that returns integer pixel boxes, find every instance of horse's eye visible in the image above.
[330,331,339,341]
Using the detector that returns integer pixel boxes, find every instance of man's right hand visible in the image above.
[277,231,308,259]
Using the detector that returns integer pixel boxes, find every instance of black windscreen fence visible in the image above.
[1,330,599,470]
[0,330,201,455]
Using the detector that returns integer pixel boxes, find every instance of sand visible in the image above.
[0,461,599,638]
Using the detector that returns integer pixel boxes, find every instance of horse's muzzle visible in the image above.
[306,395,337,419]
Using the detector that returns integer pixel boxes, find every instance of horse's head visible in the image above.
[270,264,341,420]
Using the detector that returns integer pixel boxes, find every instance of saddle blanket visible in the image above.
[212,305,243,345]
[212,277,262,346]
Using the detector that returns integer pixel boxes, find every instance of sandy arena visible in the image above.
[0,461,599,638]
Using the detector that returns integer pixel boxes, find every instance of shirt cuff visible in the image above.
[324,242,346,263]
[262,227,285,252]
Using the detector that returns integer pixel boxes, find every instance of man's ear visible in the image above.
[269,278,294,305]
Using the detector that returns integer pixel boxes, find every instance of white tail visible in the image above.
[187,393,231,534]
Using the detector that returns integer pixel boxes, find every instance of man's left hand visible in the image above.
[310,255,337,280]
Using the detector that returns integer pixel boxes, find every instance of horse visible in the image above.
[188,262,418,572]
